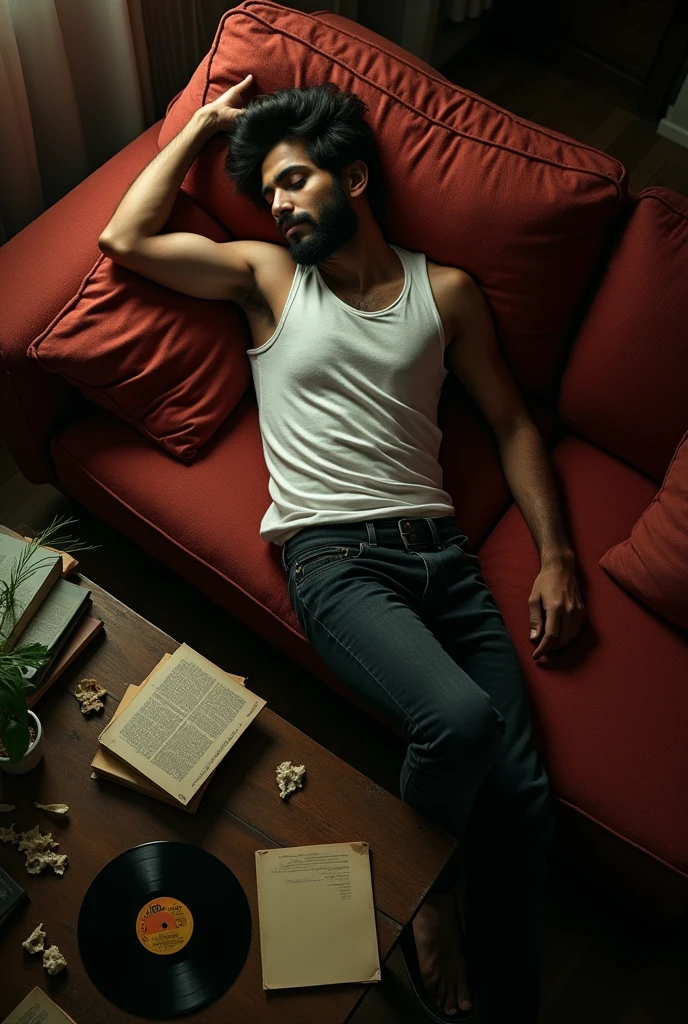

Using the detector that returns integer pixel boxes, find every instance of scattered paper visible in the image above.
[14,825,68,876]
[35,802,69,815]
[0,823,20,844]
[43,944,67,975]
[22,922,46,954]
[17,825,57,855]
[26,851,68,876]
[74,678,107,714]
[276,760,306,800]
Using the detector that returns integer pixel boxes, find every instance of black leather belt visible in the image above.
[397,517,442,552]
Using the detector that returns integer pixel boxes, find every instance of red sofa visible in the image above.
[1,1,686,929]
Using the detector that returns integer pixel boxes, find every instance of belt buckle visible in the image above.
[398,518,434,552]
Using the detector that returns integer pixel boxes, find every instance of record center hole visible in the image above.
[162,923,167,928]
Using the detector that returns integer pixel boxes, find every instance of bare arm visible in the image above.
[96,76,258,302]
[446,271,586,658]
[99,109,219,247]
[498,424,573,567]
[97,102,257,302]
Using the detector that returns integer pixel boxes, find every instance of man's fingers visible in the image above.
[533,630,557,659]
[528,595,543,640]
[533,604,562,658]
[554,603,586,649]
[536,603,585,654]
[552,613,573,649]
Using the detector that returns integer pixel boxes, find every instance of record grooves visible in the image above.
[77,841,251,1018]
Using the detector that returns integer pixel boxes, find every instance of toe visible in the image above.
[458,976,472,1011]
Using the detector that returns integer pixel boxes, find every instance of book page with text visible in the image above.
[1,985,78,1023]
[98,643,265,804]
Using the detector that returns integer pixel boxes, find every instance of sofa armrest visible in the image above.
[0,120,165,483]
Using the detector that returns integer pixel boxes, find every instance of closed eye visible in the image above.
[264,178,306,203]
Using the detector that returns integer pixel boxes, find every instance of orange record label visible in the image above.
[136,896,193,955]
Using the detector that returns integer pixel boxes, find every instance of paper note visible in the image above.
[2,986,78,1023]
[255,842,381,990]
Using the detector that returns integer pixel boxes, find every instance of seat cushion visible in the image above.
[28,192,250,462]
[158,0,629,397]
[477,434,688,905]
[51,407,687,913]
[559,188,688,482]
[48,385,555,718]
[600,430,688,631]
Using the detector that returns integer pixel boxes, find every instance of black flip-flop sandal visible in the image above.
[398,923,476,1022]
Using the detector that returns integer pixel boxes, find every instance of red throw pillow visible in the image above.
[600,431,688,630]
[158,0,628,397]
[28,193,251,461]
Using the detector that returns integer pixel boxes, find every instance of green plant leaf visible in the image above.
[1,718,30,763]
[33,514,101,554]
[0,680,26,722]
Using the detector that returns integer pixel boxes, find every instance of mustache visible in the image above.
[282,218,311,233]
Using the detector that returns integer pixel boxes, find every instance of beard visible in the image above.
[283,175,358,266]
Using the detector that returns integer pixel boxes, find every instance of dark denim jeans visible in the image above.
[282,514,557,1024]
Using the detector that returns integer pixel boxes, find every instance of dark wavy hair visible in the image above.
[225,82,385,224]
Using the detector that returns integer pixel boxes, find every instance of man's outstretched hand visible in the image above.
[528,558,586,659]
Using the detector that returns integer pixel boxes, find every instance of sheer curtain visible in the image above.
[0,0,155,246]
[0,0,354,247]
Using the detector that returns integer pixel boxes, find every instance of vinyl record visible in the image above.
[78,841,251,1018]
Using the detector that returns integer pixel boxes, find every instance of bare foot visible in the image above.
[412,886,473,1017]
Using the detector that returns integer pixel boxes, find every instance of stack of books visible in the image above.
[91,643,266,813]
[0,525,103,707]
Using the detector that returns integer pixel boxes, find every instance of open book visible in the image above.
[0,532,63,648]
[0,524,78,579]
[97,643,265,806]
[92,653,246,813]
[255,842,381,990]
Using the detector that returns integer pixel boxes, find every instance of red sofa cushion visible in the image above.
[600,430,688,631]
[27,192,251,462]
[45,389,556,742]
[0,120,162,484]
[559,188,688,482]
[158,0,628,397]
[49,406,688,910]
[476,434,688,886]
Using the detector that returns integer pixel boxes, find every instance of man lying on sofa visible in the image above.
[98,74,586,1024]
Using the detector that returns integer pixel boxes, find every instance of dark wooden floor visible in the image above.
[2,41,687,1024]
[440,36,688,197]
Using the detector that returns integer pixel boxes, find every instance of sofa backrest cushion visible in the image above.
[28,191,251,462]
[600,429,688,631]
[159,0,629,398]
[558,187,688,483]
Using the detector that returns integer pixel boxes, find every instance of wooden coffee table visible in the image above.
[0,575,457,1023]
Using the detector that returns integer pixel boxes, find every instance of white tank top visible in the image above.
[246,243,455,545]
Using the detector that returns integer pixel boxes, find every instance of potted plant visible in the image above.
[0,647,48,774]
[0,516,98,774]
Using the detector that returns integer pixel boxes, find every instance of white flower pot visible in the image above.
[0,710,44,775]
